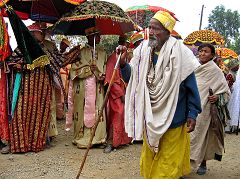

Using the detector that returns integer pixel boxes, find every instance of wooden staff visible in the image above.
[76,53,122,179]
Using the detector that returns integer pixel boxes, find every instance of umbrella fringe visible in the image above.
[184,39,224,46]
[60,14,134,23]
[64,0,85,5]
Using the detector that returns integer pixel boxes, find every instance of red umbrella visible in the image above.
[2,8,29,20]
[54,0,138,36]
[5,0,86,22]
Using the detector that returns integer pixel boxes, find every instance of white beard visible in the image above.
[148,39,158,48]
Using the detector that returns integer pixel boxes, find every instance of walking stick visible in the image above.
[76,53,122,179]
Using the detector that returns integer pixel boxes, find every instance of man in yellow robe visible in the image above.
[70,27,107,148]
[117,11,202,178]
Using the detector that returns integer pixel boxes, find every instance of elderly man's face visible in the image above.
[148,18,169,48]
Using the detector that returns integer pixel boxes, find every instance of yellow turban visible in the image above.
[152,11,176,33]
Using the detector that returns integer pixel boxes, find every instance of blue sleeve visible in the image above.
[185,72,202,120]
[120,63,131,83]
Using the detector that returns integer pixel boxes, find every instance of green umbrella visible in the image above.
[125,5,178,28]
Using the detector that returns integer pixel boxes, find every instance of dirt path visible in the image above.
[1,120,240,179]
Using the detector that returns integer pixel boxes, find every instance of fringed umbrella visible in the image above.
[216,47,238,59]
[184,29,225,46]
[171,30,182,39]
[64,0,85,5]
[125,5,178,28]
[6,0,86,22]
[53,0,138,36]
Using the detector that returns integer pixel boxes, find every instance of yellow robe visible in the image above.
[140,124,191,179]
[70,45,107,148]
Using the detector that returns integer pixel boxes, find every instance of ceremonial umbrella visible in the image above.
[216,47,238,59]
[125,5,178,28]
[53,0,138,36]
[1,0,29,19]
[171,30,182,39]
[5,0,86,22]
[183,29,225,46]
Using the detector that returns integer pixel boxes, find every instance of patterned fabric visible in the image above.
[0,13,11,142]
[63,0,130,21]
[184,30,225,46]
[70,45,107,148]
[0,69,9,142]
[9,68,52,153]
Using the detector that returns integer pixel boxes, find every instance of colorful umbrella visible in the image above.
[183,29,225,46]
[53,0,138,36]
[0,0,8,7]
[171,30,182,39]
[216,47,238,59]
[6,0,85,22]
[125,5,178,28]
[2,8,29,20]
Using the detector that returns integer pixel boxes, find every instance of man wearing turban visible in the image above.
[117,11,202,178]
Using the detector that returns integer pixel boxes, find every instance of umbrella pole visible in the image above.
[76,53,122,179]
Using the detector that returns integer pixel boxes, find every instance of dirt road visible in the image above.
[1,120,240,179]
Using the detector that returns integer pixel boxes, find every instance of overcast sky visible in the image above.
[6,0,240,49]
[108,0,240,38]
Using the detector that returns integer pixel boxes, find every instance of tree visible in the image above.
[207,5,240,54]
[99,35,119,56]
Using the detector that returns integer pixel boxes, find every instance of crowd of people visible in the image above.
[0,8,239,179]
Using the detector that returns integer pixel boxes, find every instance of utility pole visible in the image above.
[199,5,204,30]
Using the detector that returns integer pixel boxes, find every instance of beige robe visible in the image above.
[191,60,230,167]
[70,45,107,148]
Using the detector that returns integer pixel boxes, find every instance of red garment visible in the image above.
[0,14,11,142]
[226,73,234,89]
[105,52,132,148]
[0,70,9,141]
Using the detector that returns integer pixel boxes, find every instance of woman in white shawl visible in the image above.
[191,43,230,175]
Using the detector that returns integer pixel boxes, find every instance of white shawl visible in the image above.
[125,36,200,152]
[228,68,240,126]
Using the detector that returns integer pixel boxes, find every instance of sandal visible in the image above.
[197,166,207,175]
[103,144,112,153]
[1,145,10,154]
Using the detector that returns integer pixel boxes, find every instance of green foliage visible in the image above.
[99,35,119,56]
[207,5,240,54]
